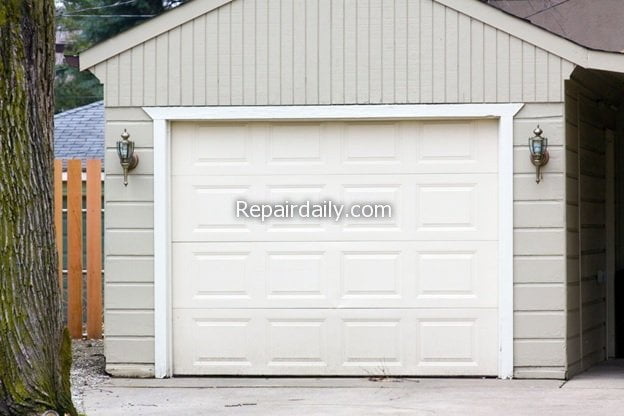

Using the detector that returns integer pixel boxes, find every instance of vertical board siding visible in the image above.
[293,0,306,103]
[306,0,320,104]
[155,34,168,106]
[394,0,407,103]
[419,0,433,102]
[218,5,231,105]
[330,0,344,104]
[431,1,445,103]
[356,0,370,102]
[343,0,357,103]
[168,27,182,105]
[95,0,571,106]
[231,0,244,104]
[243,0,256,104]
[268,0,281,105]
[131,45,144,106]
[318,0,331,104]
[192,16,206,105]
[180,22,194,105]
[382,0,396,103]
[206,10,219,105]
[369,0,383,103]
[256,0,269,104]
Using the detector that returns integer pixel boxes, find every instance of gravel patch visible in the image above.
[71,340,109,413]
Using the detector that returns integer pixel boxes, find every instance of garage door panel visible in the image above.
[171,118,500,377]
[172,308,497,376]
[172,241,497,309]
[171,120,497,176]
[171,174,497,242]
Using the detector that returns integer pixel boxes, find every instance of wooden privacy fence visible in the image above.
[54,159,103,339]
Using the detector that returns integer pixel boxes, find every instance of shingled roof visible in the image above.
[54,100,104,167]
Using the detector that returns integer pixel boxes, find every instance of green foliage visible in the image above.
[59,0,189,51]
[55,1,189,112]
[55,64,103,113]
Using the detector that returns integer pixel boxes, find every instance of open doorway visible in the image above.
[565,68,624,375]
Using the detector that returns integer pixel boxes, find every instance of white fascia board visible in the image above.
[587,50,624,73]
[80,0,234,70]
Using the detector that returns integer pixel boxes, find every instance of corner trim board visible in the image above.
[146,103,523,379]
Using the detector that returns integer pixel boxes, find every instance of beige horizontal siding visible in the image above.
[106,311,155,336]
[514,340,566,367]
[512,103,567,378]
[91,0,574,107]
[106,256,154,283]
[106,337,155,363]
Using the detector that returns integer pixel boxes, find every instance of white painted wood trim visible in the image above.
[146,103,523,379]
[153,118,171,378]
[498,113,516,379]
[144,104,523,122]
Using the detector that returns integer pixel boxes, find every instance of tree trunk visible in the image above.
[0,1,76,415]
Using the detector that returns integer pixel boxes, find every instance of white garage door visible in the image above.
[171,119,499,376]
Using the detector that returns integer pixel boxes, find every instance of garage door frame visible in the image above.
[143,103,523,379]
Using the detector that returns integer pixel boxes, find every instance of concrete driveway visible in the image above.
[83,362,624,415]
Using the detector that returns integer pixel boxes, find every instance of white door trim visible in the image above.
[145,103,523,379]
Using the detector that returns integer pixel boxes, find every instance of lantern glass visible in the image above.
[117,140,132,161]
[529,136,547,157]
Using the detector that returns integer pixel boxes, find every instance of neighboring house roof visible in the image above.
[54,100,104,165]
[80,0,624,74]
[485,0,624,53]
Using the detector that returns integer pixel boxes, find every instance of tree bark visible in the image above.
[0,1,76,415]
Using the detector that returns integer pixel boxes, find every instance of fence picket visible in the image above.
[54,159,63,287]
[86,160,103,339]
[67,160,83,339]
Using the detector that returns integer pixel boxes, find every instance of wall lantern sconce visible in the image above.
[528,126,549,184]
[116,129,139,186]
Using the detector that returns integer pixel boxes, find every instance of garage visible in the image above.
[83,0,624,379]
[170,118,499,375]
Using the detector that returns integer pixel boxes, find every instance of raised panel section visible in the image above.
[185,318,251,367]
[342,320,402,366]
[194,253,250,298]
[417,253,474,296]
[342,123,400,163]
[418,122,475,162]
[268,124,322,163]
[194,125,250,164]
[267,320,327,367]
[417,185,475,229]
[341,252,400,298]
[267,252,325,298]
[418,320,476,364]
